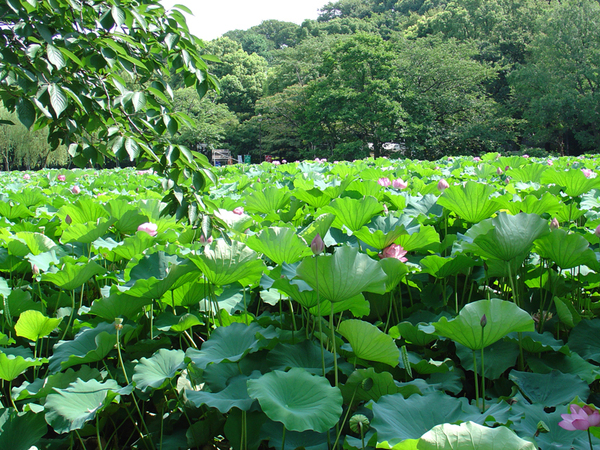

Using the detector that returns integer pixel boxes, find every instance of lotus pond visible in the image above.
[3,153,600,450]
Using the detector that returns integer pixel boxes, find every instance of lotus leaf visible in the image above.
[338,319,399,366]
[15,309,61,341]
[132,348,185,392]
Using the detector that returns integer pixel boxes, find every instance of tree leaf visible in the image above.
[48,84,68,117]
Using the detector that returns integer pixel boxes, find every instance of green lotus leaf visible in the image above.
[14,231,57,255]
[506,163,548,183]
[504,331,567,354]
[339,367,421,406]
[60,218,116,244]
[132,348,185,392]
[271,276,321,309]
[509,370,589,407]
[432,299,534,350]
[567,318,600,363]
[473,212,549,261]
[155,312,203,332]
[371,392,468,444]
[404,194,444,220]
[0,351,45,381]
[298,213,336,246]
[41,258,106,290]
[88,292,152,320]
[379,257,409,292]
[15,310,61,341]
[49,322,117,373]
[456,340,519,379]
[0,409,48,450]
[321,196,383,232]
[419,421,536,450]
[420,255,478,278]
[246,227,313,265]
[296,246,387,303]
[437,181,499,223]
[246,367,343,433]
[45,378,125,434]
[353,215,417,250]
[186,372,260,413]
[394,225,439,252]
[267,340,335,375]
[527,352,600,384]
[125,255,199,298]
[0,276,9,298]
[58,200,110,224]
[189,239,265,287]
[0,202,33,220]
[294,188,336,208]
[338,319,399,367]
[390,322,437,347]
[12,366,102,401]
[534,228,598,270]
[259,419,330,450]
[541,168,600,197]
[6,289,42,318]
[186,322,265,370]
[309,294,370,318]
[245,185,291,214]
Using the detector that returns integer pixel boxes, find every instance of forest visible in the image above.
[2,0,600,168]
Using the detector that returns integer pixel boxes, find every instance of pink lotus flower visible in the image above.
[392,178,407,189]
[437,179,450,191]
[57,174,66,182]
[378,177,391,187]
[559,404,600,431]
[550,218,559,230]
[522,154,529,158]
[473,157,481,162]
[23,174,31,180]
[547,160,554,166]
[137,222,158,237]
[582,169,594,178]
[380,244,408,262]
[272,160,281,166]
[200,235,213,244]
[71,185,81,194]
[282,160,287,164]
[233,207,244,215]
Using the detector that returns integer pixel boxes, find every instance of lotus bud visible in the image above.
[582,168,594,178]
[23,173,31,180]
[480,314,487,328]
[550,218,559,230]
[437,179,450,191]
[65,214,72,225]
[496,167,503,175]
[32,264,39,275]
[523,154,529,158]
[383,204,388,214]
[595,225,600,238]
[311,233,325,255]
[71,185,81,194]
[392,178,407,189]
[57,174,66,182]
[233,207,244,215]
[114,318,123,331]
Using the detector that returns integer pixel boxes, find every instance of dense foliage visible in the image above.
[3,154,600,449]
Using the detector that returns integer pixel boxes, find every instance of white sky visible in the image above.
[160,0,331,41]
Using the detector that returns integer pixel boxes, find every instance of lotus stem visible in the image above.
[331,302,338,388]
[281,425,286,450]
[97,414,103,450]
[472,349,479,410]
[316,256,326,378]
[588,429,594,450]
[480,329,485,412]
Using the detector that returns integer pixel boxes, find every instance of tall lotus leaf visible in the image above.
[567,319,600,363]
[353,215,417,250]
[321,196,383,232]
[436,181,499,223]
[419,421,536,450]
[125,255,198,298]
[299,213,335,246]
[404,194,444,220]
[13,366,102,402]
[371,391,468,444]
[246,227,313,265]
[60,217,116,244]
[338,319,399,366]
[519,192,561,216]
[0,277,9,298]
[294,188,334,208]
[0,202,33,220]
[49,322,117,373]
[296,246,387,303]
[534,228,598,270]
[395,225,439,252]
[45,378,124,434]
[245,185,290,214]
[271,276,320,309]
[246,367,343,433]
[541,168,600,197]
[508,370,589,407]
[473,212,549,261]
[0,351,45,381]
[58,200,110,224]
[433,299,534,350]
[506,163,548,183]
[267,340,335,375]
[190,239,265,287]
[420,255,478,278]
[186,322,264,369]
[379,257,409,292]
[309,294,370,318]
[15,310,61,341]
[339,367,421,406]
[89,292,152,320]
[186,372,260,413]
[14,231,57,255]
[132,348,185,392]
[0,409,48,450]
[42,259,106,290]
